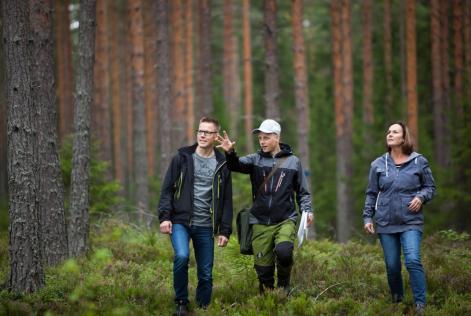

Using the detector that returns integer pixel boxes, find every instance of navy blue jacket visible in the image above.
[158,144,233,237]
[362,152,436,232]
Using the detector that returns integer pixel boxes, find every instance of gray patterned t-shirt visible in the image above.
[192,152,217,227]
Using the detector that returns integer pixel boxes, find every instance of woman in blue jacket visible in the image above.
[362,122,436,314]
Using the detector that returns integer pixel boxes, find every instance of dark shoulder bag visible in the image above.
[236,157,287,255]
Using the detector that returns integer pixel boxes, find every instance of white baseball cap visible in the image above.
[252,119,281,135]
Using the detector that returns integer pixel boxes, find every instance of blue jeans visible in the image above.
[378,230,426,305]
[170,224,214,306]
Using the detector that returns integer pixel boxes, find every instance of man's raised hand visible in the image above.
[216,131,236,153]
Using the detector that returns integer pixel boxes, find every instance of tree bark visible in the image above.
[465,1,471,114]
[362,0,374,129]
[196,0,213,117]
[452,0,464,116]
[128,0,150,226]
[92,0,112,171]
[242,0,254,153]
[68,0,97,257]
[30,0,68,266]
[171,0,186,147]
[108,0,124,185]
[184,0,195,144]
[223,0,241,137]
[156,0,172,180]
[143,0,158,177]
[54,0,74,141]
[3,0,45,293]
[292,0,314,238]
[332,0,354,243]
[264,0,280,121]
[406,0,418,144]
[383,0,393,119]
[440,0,451,136]
[0,17,7,198]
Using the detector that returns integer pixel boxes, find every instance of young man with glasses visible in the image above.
[159,117,233,315]
[216,119,313,294]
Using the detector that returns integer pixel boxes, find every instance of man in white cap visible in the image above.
[216,119,313,294]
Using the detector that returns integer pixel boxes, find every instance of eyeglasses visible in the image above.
[196,130,218,136]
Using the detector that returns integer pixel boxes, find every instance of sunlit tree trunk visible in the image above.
[184,0,195,144]
[465,1,471,113]
[406,0,418,143]
[362,0,374,139]
[242,0,254,152]
[399,0,407,103]
[196,0,213,116]
[143,0,158,177]
[30,0,68,266]
[440,0,451,136]
[3,0,44,293]
[264,0,280,121]
[383,0,393,119]
[93,0,112,172]
[69,0,97,257]
[54,0,74,141]
[156,0,172,180]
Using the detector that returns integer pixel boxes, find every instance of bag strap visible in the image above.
[255,156,288,199]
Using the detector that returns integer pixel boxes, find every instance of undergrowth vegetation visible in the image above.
[0,220,470,315]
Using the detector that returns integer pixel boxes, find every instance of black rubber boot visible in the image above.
[275,241,294,292]
[255,265,275,294]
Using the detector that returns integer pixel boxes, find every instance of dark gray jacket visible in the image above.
[362,152,436,233]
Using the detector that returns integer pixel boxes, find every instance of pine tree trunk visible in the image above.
[399,0,407,104]
[54,0,74,141]
[406,0,418,143]
[109,0,124,185]
[264,0,280,121]
[92,0,112,170]
[30,0,68,266]
[68,0,97,257]
[128,0,150,226]
[292,0,314,238]
[184,0,195,144]
[331,0,354,243]
[465,1,471,113]
[440,0,451,135]
[223,0,241,137]
[431,0,447,168]
[242,0,254,153]
[362,0,374,130]
[171,0,186,147]
[452,0,464,116]
[0,21,7,198]
[197,0,213,116]
[143,0,158,177]
[3,0,45,293]
[156,0,172,180]
[383,0,393,120]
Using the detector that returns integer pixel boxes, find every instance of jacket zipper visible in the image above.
[211,161,226,236]
[268,158,276,224]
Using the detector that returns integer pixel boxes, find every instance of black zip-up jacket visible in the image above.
[226,143,312,225]
[158,144,233,237]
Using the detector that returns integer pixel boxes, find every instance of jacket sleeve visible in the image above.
[158,155,181,223]
[225,150,254,174]
[218,170,233,238]
[295,159,313,214]
[416,156,436,204]
[363,163,378,224]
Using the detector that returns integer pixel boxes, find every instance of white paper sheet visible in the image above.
[297,211,308,247]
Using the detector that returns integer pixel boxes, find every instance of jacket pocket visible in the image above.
[375,198,390,226]
[401,197,424,225]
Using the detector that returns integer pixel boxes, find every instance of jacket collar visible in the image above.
[178,143,225,163]
[259,143,293,158]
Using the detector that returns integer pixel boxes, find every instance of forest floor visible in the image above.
[0,218,470,315]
